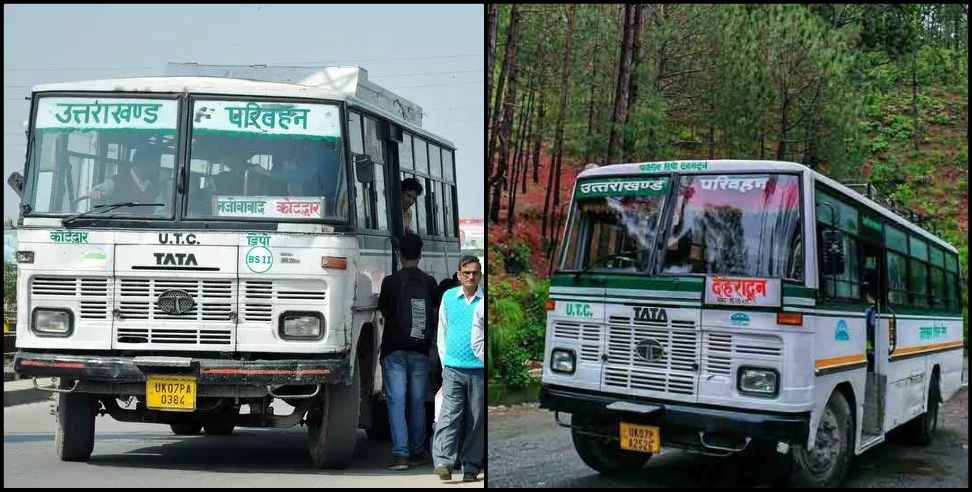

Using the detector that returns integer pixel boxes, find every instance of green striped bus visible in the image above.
[540,159,964,487]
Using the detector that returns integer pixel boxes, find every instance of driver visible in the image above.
[82,147,166,206]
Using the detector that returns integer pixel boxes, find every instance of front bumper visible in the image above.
[540,384,809,445]
[14,351,350,387]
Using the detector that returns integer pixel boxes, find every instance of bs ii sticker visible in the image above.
[246,246,273,273]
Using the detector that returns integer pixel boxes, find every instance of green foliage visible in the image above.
[487,276,551,389]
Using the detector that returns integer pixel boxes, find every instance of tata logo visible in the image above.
[633,306,668,323]
[635,339,666,362]
[835,320,849,341]
[730,312,750,326]
[157,290,195,315]
[154,252,198,266]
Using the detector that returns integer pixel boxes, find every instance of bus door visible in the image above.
[860,240,885,440]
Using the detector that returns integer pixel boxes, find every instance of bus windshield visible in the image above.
[186,99,347,221]
[560,176,670,273]
[661,174,803,280]
[26,96,178,218]
[560,173,803,280]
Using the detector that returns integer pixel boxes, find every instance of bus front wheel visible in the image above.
[306,361,361,469]
[55,381,98,462]
[788,391,852,488]
[570,414,651,475]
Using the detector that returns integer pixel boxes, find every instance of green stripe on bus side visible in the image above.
[783,284,816,299]
[551,274,704,292]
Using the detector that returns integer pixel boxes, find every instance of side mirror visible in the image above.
[7,172,25,199]
[354,154,374,184]
[821,230,845,276]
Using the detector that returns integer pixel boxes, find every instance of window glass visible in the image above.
[887,251,908,306]
[945,252,958,272]
[885,224,908,253]
[184,100,346,221]
[349,112,366,227]
[945,272,958,311]
[443,150,455,183]
[363,116,384,164]
[429,144,442,178]
[562,177,670,272]
[441,182,453,238]
[662,174,802,279]
[375,163,387,231]
[909,236,927,260]
[432,182,445,236]
[414,138,429,175]
[816,190,858,234]
[399,134,413,170]
[415,176,429,235]
[929,267,946,309]
[822,234,859,300]
[929,246,944,268]
[27,96,178,218]
[908,259,928,307]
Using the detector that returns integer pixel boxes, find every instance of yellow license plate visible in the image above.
[146,375,197,412]
[619,422,660,453]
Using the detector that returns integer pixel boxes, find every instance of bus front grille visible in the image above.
[603,317,699,396]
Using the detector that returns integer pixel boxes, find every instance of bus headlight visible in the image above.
[738,367,779,397]
[551,349,576,374]
[279,312,324,340]
[32,308,73,336]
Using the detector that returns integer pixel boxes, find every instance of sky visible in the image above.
[2,4,484,224]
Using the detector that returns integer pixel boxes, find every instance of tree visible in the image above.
[542,4,576,243]
[487,5,522,223]
[605,4,637,165]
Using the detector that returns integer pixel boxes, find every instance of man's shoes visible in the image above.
[434,464,452,481]
[387,455,409,471]
[463,472,479,482]
[409,452,432,467]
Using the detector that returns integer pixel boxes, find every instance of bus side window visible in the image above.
[816,190,860,301]
[363,116,387,231]
[349,111,369,229]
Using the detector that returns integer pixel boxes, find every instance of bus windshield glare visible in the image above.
[561,173,803,280]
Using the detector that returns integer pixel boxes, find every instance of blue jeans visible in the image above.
[382,350,430,458]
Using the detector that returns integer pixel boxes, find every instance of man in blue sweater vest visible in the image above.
[433,256,484,482]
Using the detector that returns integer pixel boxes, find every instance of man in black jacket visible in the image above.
[378,233,438,470]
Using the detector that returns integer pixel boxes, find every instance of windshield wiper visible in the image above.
[574,253,641,281]
[62,202,165,227]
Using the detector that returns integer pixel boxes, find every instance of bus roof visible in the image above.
[578,159,958,254]
[28,65,455,149]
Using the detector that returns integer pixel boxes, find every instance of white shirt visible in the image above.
[437,285,484,366]
[472,301,484,363]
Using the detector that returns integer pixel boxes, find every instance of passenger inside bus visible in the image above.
[401,177,424,233]
[80,146,169,211]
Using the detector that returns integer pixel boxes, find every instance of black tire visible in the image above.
[570,414,651,475]
[788,391,853,488]
[306,359,361,469]
[909,372,940,446]
[203,405,239,436]
[367,396,391,441]
[55,381,98,462]
[170,423,203,435]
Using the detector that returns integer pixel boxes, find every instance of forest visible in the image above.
[486,4,969,391]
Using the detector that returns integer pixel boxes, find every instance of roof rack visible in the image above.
[843,182,938,235]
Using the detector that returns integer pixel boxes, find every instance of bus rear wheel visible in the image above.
[788,391,852,488]
[570,414,651,475]
[907,372,940,446]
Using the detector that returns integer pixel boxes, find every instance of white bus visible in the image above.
[9,65,461,468]
[540,160,964,487]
